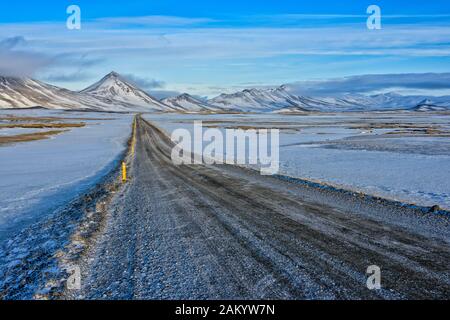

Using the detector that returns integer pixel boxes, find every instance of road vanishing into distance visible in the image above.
[77,116,450,299]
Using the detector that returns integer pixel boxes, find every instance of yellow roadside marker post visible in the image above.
[121,117,136,183]
[122,161,127,183]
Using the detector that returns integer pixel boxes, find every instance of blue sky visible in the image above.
[1,0,450,97]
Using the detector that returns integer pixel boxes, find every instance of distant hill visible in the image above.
[162,93,221,112]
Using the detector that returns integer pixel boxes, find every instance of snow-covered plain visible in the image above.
[0,109,133,242]
[145,112,450,210]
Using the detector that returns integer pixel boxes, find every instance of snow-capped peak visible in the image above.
[162,93,220,112]
[80,72,173,111]
[0,72,175,112]
[0,76,100,110]
[208,86,309,112]
[81,71,139,98]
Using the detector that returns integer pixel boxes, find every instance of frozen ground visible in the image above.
[0,109,133,242]
[0,109,132,298]
[145,112,450,210]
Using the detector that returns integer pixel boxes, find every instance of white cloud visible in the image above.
[285,73,450,96]
[121,74,165,89]
[0,36,54,77]
[2,19,450,59]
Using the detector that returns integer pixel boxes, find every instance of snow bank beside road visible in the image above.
[0,109,133,242]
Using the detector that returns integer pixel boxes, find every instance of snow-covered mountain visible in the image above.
[281,95,370,112]
[80,72,173,112]
[207,86,377,112]
[354,93,450,112]
[0,72,175,112]
[412,98,450,111]
[280,88,450,112]
[208,87,309,112]
[277,93,403,112]
[162,93,221,112]
[208,85,450,113]
[0,76,105,110]
[2,72,450,113]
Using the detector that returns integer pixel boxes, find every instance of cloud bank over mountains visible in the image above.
[284,73,450,97]
[0,36,54,77]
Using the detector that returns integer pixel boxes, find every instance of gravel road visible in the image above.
[79,116,450,300]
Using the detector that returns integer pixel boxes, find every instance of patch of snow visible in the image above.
[162,93,220,112]
[0,109,133,242]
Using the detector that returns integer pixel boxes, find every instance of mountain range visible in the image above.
[1,71,450,113]
[208,87,450,113]
[0,72,176,112]
[162,93,222,112]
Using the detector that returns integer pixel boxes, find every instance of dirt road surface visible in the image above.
[79,116,450,299]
